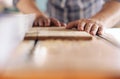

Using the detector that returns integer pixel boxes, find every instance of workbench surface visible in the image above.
[0,27,120,79]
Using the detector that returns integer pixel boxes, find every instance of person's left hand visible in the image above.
[33,15,66,27]
[66,19,104,36]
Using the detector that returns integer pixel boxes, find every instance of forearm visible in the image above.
[17,0,45,17]
[91,1,120,28]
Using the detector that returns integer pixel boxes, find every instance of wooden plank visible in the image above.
[32,40,120,71]
[2,70,118,79]
[2,39,120,79]
[24,28,38,40]
[24,27,92,40]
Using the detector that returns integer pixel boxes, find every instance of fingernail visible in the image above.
[98,32,102,35]
[87,30,89,33]
[85,30,88,33]
[80,27,84,31]
[90,32,95,36]
[66,26,69,29]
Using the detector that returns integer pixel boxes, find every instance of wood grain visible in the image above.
[2,27,120,79]
[24,27,92,40]
[24,28,38,40]
[2,38,120,79]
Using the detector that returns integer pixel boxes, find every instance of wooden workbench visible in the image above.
[1,27,120,79]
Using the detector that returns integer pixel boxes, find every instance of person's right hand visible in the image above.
[66,19,104,36]
[33,15,66,27]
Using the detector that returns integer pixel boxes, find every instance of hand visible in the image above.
[66,19,104,36]
[33,15,66,27]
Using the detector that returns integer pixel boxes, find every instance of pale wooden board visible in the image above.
[31,40,120,71]
[25,27,92,40]
[24,28,38,40]
[2,39,120,79]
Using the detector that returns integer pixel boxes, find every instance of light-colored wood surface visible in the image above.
[25,27,92,40]
[1,26,120,79]
[31,38,120,72]
[1,36,120,79]
[2,69,119,79]
[24,28,38,40]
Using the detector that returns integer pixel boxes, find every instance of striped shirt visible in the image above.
[47,0,120,23]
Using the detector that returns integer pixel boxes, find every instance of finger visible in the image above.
[38,19,44,27]
[97,26,103,35]
[50,18,61,27]
[60,22,67,27]
[66,20,79,29]
[34,21,38,26]
[78,20,86,31]
[85,22,94,33]
[90,24,99,36]
[44,19,50,27]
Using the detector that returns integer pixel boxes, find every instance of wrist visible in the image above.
[90,16,106,27]
[35,12,47,19]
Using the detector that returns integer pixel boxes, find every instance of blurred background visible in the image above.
[36,0,47,12]
[0,0,47,13]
